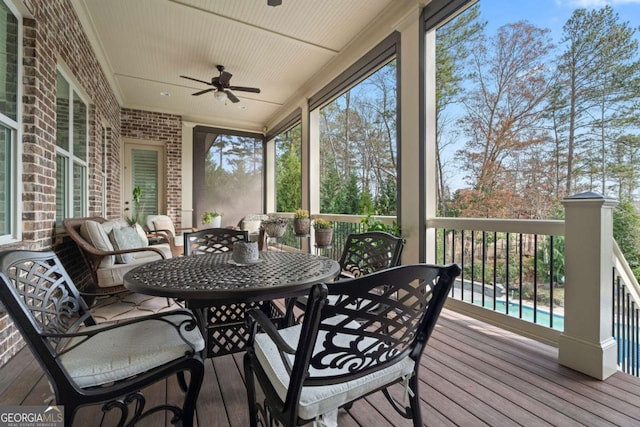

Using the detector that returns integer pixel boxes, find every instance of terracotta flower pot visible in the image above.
[293,218,310,235]
[314,229,333,247]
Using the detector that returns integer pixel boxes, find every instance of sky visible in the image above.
[439,0,640,191]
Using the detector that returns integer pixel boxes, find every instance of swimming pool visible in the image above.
[472,299,565,331]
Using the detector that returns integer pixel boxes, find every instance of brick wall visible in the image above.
[0,0,185,368]
[121,108,183,229]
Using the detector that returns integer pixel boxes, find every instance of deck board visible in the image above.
[2,308,640,426]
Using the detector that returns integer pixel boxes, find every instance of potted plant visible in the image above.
[202,211,222,228]
[125,186,143,226]
[293,209,310,235]
[313,217,333,247]
[262,216,288,238]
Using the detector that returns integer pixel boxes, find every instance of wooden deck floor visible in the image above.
[2,308,640,426]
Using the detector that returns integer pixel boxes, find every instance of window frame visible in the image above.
[55,66,89,226]
[0,0,22,244]
[101,125,109,217]
[309,32,401,218]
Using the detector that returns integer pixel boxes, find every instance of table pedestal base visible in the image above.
[194,300,285,358]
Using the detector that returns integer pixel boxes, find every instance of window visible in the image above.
[55,70,88,226]
[317,59,398,216]
[0,0,20,243]
[192,126,264,227]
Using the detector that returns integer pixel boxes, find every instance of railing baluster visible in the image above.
[519,233,523,319]
[550,236,554,329]
[481,231,486,308]
[504,233,511,314]
[533,234,538,324]
[493,231,498,311]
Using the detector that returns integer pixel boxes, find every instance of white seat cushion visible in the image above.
[253,315,415,421]
[95,243,171,288]
[60,313,204,388]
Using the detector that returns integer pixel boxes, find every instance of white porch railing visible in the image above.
[426,217,565,347]
[278,198,640,379]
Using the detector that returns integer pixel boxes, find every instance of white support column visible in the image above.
[397,8,421,265]
[265,135,276,214]
[308,107,320,250]
[181,122,195,229]
[559,192,618,380]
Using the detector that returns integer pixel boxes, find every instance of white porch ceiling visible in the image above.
[71,0,400,132]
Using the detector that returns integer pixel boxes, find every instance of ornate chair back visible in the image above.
[0,250,205,426]
[244,263,460,427]
[338,231,405,278]
[184,228,249,256]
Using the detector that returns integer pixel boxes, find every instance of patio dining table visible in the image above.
[124,251,340,357]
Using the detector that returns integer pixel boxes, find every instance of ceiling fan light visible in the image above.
[214,90,227,102]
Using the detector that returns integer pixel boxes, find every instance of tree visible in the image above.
[318,61,398,216]
[613,199,640,277]
[275,124,302,212]
[457,21,554,217]
[556,6,640,196]
[435,4,485,215]
[609,134,640,200]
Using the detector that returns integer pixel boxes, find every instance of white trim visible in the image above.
[54,69,90,223]
[0,0,22,244]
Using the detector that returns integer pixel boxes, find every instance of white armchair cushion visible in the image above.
[253,315,415,421]
[60,313,204,388]
[79,220,115,268]
[134,223,149,247]
[108,226,142,263]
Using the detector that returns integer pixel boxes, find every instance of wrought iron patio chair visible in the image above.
[289,231,405,317]
[0,250,205,426]
[244,263,461,427]
[183,228,249,256]
[337,231,405,279]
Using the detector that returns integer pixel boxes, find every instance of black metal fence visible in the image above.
[613,271,640,376]
[434,227,565,331]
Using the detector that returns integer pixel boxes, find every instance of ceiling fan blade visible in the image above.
[219,71,232,86]
[228,85,261,94]
[225,90,240,103]
[180,75,212,86]
[192,88,215,96]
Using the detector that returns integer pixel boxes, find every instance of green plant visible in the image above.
[125,186,143,226]
[201,211,221,224]
[294,209,309,219]
[360,214,401,236]
[313,218,332,229]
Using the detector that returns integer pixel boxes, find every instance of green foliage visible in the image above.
[275,125,302,212]
[201,211,221,224]
[294,209,309,219]
[126,186,143,226]
[537,236,565,284]
[312,218,332,229]
[360,214,401,237]
[613,199,640,272]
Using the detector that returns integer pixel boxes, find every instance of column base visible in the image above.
[558,334,618,380]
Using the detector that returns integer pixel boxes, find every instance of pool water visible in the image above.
[473,299,565,331]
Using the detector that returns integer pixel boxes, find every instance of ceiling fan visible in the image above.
[180,65,261,103]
